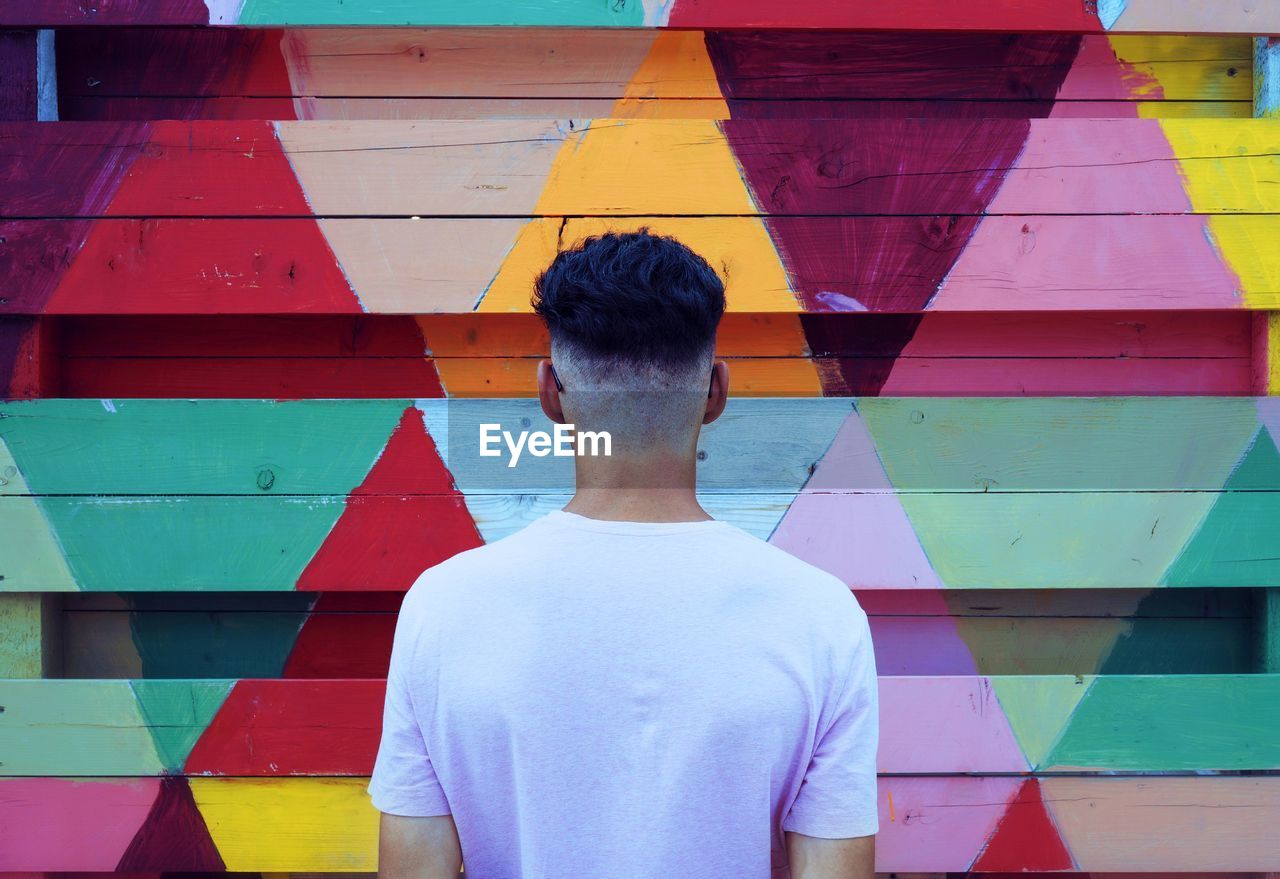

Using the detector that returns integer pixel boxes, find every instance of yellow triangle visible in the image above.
[611,31,730,119]
[478,119,797,312]
[477,216,796,313]
[1160,119,1280,307]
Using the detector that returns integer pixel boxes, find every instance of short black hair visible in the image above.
[532,228,726,372]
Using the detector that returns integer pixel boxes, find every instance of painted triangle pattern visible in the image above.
[4,674,1278,871]
[4,117,1272,317]
[971,778,1075,870]
[115,777,225,871]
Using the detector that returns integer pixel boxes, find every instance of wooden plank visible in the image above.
[54,355,825,398]
[53,311,1253,358]
[1259,590,1280,672]
[59,588,1255,678]
[7,0,1280,33]
[58,588,1253,678]
[0,594,59,676]
[57,97,1260,122]
[5,397,1278,494]
[51,30,1252,104]
[1259,36,1280,116]
[3,397,1277,591]
[3,489,1280,591]
[2,776,1277,871]
[0,316,60,397]
[6,215,1280,315]
[0,30,37,121]
[8,118,1280,217]
[2,675,1276,776]
[35,29,54,121]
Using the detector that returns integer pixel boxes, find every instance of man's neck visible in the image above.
[565,453,712,523]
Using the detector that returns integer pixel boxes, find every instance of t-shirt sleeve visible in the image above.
[782,600,880,839]
[367,583,452,817]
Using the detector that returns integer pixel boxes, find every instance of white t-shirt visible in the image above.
[369,509,879,878]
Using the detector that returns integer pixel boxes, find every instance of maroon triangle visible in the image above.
[799,313,923,395]
[0,123,148,312]
[972,778,1074,871]
[704,32,1083,119]
[719,118,1034,313]
[116,777,225,871]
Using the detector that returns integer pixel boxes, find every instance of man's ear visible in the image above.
[537,359,568,424]
[703,360,729,425]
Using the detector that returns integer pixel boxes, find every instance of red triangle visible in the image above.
[47,121,362,314]
[106,121,311,216]
[185,679,384,775]
[972,778,1074,871]
[116,777,225,871]
[283,592,400,677]
[295,406,484,591]
[47,216,363,314]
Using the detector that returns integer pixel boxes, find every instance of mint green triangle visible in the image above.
[991,676,1094,769]
[130,680,234,772]
[0,436,78,590]
[1164,426,1280,586]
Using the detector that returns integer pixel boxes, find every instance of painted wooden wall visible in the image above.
[3,20,1280,876]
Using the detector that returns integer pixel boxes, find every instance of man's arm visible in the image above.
[378,813,462,879]
[786,831,874,879]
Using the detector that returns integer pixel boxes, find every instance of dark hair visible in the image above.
[532,228,726,373]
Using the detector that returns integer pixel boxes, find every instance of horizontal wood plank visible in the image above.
[1,775,1276,871]
[5,0,1280,33]
[2,397,1277,591]
[60,587,1256,678]
[10,488,1279,591]
[50,30,1251,108]
[6,214,1280,315]
[2,675,1275,776]
[5,119,1280,217]
[58,96,1257,122]
[5,397,1274,492]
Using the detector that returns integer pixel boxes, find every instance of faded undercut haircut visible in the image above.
[532,229,727,453]
[532,228,726,392]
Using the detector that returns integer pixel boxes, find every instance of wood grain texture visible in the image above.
[51,30,1252,122]
[0,30,37,121]
[7,118,1280,216]
[40,311,1255,398]
[1258,36,1280,117]
[6,215,1279,315]
[9,119,1280,314]
[4,776,1278,871]
[0,593,59,676]
[2,398,1279,591]
[14,0,1278,32]
[57,588,1254,678]
[4,675,1276,776]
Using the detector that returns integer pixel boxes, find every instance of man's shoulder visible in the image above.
[720,523,851,587]
[399,512,565,611]
[714,524,865,619]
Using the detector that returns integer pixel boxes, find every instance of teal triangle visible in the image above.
[1164,427,1280,587]
[1224,425,1280,490]
[129,593,313,677]
[130,680,234,773]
